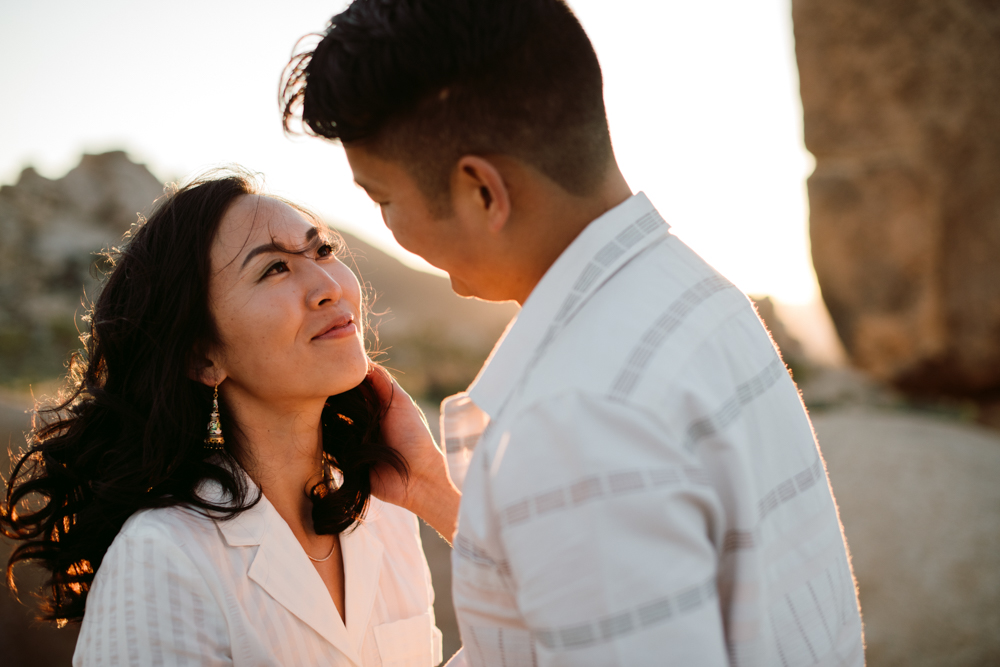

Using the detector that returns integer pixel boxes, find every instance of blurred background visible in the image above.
[1,0,998,665]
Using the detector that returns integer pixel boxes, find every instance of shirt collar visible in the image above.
[467,191,669,418]
[206,469,383,664]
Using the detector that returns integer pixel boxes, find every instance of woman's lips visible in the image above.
[313,317,357,340]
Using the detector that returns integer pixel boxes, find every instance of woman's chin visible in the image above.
[320,360,371,396]
[236,368,369,403]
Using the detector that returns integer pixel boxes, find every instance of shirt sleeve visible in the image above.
[73,523,232,667]
[491,393,731,667]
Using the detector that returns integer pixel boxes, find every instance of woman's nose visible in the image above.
[304,261,343,308]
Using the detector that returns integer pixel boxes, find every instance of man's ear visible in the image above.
[453,155,511,234]
[187,347,226,387]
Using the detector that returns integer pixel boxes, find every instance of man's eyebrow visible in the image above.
[240,227,319,271]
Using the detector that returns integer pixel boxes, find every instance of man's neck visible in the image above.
[506,163,633,305]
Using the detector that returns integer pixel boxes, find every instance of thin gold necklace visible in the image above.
[308,539,337,562]
[308,460,339,562]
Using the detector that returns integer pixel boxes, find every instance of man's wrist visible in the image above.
[407,471,461,544]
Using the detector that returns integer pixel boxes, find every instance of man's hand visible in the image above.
[368,367,461,542]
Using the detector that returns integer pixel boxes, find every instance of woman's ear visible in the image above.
[453,155,511,235]
[187,346,227,387]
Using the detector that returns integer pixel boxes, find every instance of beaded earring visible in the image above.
[204,383,225,450]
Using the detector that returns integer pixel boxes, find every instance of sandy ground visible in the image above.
[812,406,1000,666]
[2,394,997,666]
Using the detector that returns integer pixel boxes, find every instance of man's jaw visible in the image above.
[449,274,476,299]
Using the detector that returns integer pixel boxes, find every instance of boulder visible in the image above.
[792,0,1000,400]
[750,295,806,369]
[0,152,163,381]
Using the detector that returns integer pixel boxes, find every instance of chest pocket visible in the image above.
[373,613,443,667]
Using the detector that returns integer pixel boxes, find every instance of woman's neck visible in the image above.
[222,388,327,535]
[221,387,347,622]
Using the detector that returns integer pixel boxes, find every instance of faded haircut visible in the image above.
[281,0,613,214]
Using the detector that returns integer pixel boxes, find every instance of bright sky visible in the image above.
[0,0,819,304]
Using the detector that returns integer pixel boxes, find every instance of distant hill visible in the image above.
[0,151,164,383]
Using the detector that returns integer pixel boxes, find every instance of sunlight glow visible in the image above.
[0,0,818,304]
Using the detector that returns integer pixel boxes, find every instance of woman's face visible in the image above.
[206,195,368,404]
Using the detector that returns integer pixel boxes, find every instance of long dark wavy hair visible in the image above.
[0,168,406,625]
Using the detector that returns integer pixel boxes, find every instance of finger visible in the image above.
[373,366,421,407]
[367,365,396,406]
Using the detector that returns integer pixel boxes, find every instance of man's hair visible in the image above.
[281,0,613,212]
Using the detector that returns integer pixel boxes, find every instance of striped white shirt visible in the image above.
[443,193,864,666]
[73,482,443,666]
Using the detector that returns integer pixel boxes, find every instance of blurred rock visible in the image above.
[793,0,1000,402]
[978,397,1000,431]
[750,295,806,368]
[799,366,901,411]
[0,151,163,383]
[814,407,1000,666]
[769,298,849,369]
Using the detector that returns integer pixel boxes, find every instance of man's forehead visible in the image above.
[344,145,400,188]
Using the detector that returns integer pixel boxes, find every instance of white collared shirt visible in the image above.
[443,193,864,666]
[73,484,443,666]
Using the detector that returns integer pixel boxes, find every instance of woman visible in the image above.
[1,169,460,666]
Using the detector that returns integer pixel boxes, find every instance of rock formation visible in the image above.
[750,295,806,370]
[793,0,1000,403]
[0,152,164,381]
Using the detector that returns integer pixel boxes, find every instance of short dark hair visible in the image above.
[281,0,613,211]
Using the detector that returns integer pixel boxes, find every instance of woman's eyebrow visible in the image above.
[240,227,320,270]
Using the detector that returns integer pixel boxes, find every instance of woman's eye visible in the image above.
[262,260,288,278]
[316,243,335,259]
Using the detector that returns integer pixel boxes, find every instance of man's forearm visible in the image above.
[407,473,461,544]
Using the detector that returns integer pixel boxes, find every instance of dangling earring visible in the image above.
[204,383,225,450]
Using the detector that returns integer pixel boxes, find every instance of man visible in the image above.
[282,1,865,664]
